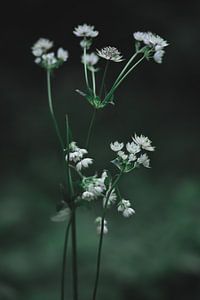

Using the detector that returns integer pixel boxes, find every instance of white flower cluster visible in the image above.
[65,142,93,171]
[133,31,168,63]
[32,38,68,69]
[110,133,155,170]
[74,24,99,51]
[97,46,124,62]
[95,217,108,235]
[81,52,99,71]
[81,171,107,201]
[118,199,135,217]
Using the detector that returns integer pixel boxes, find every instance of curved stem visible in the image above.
[47,70,64,149]
[99,61,109,98]
[86,108,96,149]
[61,218,72,300]
[92,171,123,300]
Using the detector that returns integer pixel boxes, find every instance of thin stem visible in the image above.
[61,218,72,300]
[92,172,123,300]
[83,46,89,89]
[99,61,109,98]
[47,70,64,149]
[113,55,145,90]
[91,70,96,97]
[86,108,96,149]
[66,115,78,300]
[112,52,139,87]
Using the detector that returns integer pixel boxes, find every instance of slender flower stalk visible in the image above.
[99,60,109,98]
[83,45,89,88]
[86,108,96,149]
[47,70,64,149]
[92,171,123,300]
[91,69,96,97]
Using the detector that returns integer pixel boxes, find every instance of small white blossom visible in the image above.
[128,153,137,162]
[32,38,53,56]
[82,53,99,66]
[97,46,123,62]
[153,50,165,64]
[137,153,150,168]
[73,24,99,38]
[118,199,135,218]
[34,57,41,64]
[76,158,93,171]
[82,191,95,201]
[57,48,69,61]
[117,150,128,160]
[132,134,155,151]
[126,142,141,154]
[110,141,124,152]
[95,217,108,234]
[51,208,70,222]
[42,52,57,66]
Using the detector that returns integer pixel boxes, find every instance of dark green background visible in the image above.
[1,0,200,299]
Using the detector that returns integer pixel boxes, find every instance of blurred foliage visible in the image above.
[1,0,200,299]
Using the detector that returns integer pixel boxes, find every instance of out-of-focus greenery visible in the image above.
[1,0,200,299]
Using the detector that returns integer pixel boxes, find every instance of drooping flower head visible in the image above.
[73,24,99,38]
[133,31,168,63]
[97,47,124,62]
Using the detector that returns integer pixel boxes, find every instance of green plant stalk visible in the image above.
[99,60,109,98]
[83,46,89,89]
[92,171,123,300]
[66,115,78,300]
[91,69,96,97]
[85,108,96,149]
[47,70,64,150]
[61,218,72,300]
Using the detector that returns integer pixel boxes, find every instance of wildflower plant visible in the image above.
[32,24,168,300]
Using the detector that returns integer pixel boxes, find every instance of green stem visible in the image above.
[66,115,78,300]
[91,70,96,97]
[99,61,109,98]
[92,171,123,300]
[83,46,89,89]
[86,108,96,149]
[113,55,145,90]
[61,218,72,300]
[47,70,64,150]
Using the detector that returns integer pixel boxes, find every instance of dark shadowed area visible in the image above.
[1,0,200,299]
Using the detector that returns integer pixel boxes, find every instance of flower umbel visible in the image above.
[73,24,99,38]
[118,199,135,217]
[97,46,124,62]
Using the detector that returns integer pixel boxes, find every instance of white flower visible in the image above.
[97,46,124,62]
[42,52,57,66]
[76,158,93,171]
[82,191,95,201]
[126,142,140,154]
[65,143,88,163]
[95,217,108,235]
[153,50,165,64]
[137,153,150,168]
[82,53,99,66]
[110,141,124,151]
[51,208,70,222]
[128,153,137,162]
[34,57,41,64]
[118,199,135,218]
[73,24,99,38]
[57,48,69,61]
[32,38,53,56]
[103,189,117,207]
[117,150,128,160]
[132,134,155,151]
[133,32,147,42]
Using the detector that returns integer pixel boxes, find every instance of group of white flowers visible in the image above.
[51,133,154,234]
[32,38,68,69]
[32,23,168,70]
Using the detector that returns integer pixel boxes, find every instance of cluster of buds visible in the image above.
[32,38,68,70]
[110,133,155,172]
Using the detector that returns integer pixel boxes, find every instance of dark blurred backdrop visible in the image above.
[1,0,200,299]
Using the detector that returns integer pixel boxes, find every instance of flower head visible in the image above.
[126,142,140,154]
[97,47,124,62]
[57,48,69,61]
[132,134,155,151]
[32,38,53,56]
[73,24,99,38]
[110,141,124,152]
[82,53,99,66]
[76,158,93,171]
[137,153,150,168]
[95,217,108,234]
[42,52,58,67]
[118,199,135,217]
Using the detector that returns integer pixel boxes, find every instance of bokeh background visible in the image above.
[1,0,200,299]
